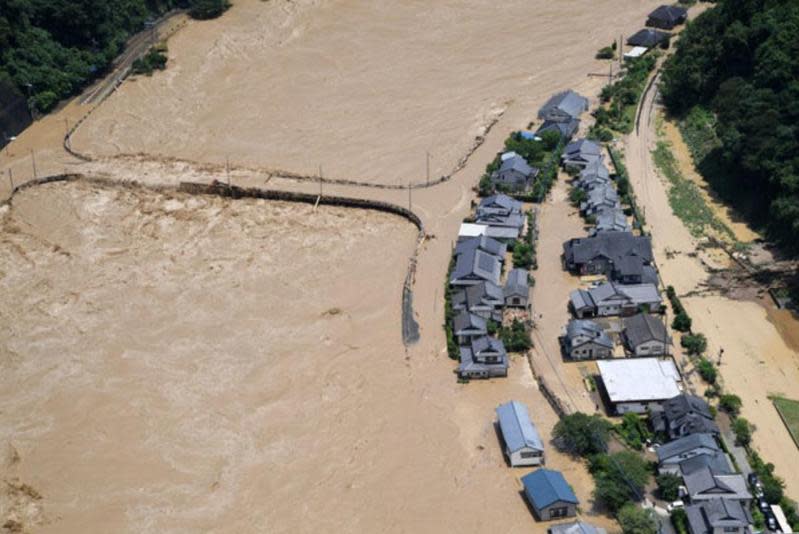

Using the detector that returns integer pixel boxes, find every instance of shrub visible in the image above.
[672,509,689,534]
[591,451,651,513]
[681,333,707,355]
[553,412,612,456]
[596,46,615,60]
[657,473,682,502]
[512,242,534,270]
[31,90,58,113]
[189,0,231,20]
[697,358,717,384]
[672,311,692,332]
[569,187,588,206]
[131,45,168,76]
[540,130,560,151]
[719,394,742,416]
[619,504,658,534]
[733,417,752,446]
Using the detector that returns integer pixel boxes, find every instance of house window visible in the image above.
[723,529,739,533]
[549,507,569,518]
[520,451,541,459]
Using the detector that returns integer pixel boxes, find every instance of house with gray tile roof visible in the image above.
[580,184,620,216]
[562,139,602,168]
[579,158,611,182]
[496,400,544,466]
[549,522,607,534]
[478,194,524,218]
[651,393,720,441]
[590,209,631,236]
[562,319,614,360]
[536,118,580,140]
[455,235,507,259]
[684,499,753,534]
[475,211,526,231]
[458,336,508,379]
[521,469,579,521]
[538,90,589,123]
[656,433,722,466]
[623,313,671,356]
[647,5,687,30]
[504,268,529,308]
[627,28,671,48]
[452,310,487,344]
[660,452,735,478]
[452,281,504,322]
[450,248,502,287]
[578,173,612,193]
[491,155,539,191]
[563,231,653,281]
[683,468,752,505]
[570,282,662,318]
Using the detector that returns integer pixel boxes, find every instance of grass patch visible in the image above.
[678,106,721,164]
[652,139,735,241]
[772,396,799,450]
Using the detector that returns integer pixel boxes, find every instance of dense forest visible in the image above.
[660,0,799,251]
[0,0,229,112]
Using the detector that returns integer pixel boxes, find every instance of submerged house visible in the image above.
[683,468,752,506]
[477,194,524,218]
[562,319,613,360]
[450,248,502,287]
[549,523,607,534]
[656,433,722,468]
[627,28,671,49]
[597,357,682,414]
[536,118,580,140]
[562,139,602,169]
[496,400,545,466]
[538,90,589,123]
[651,393,720,440]
[504,268,530,308]
[590,209,630,235]
[570,282,662,318]
[459,336,508,379]
[452,281,504,322]
[562,231,654,281]
[491,154,539,191]
[453,310,488,344]
[521,469,579,521]
[684,499,753,534]
[647,5,688,30]
[580,184,620,216]
[622,313,671,356]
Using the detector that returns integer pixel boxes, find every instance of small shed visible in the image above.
[623,46,648,60]
[504,268,529,308]
[496,400,544,466]
[521,469,579,521]
[627,29,671,49]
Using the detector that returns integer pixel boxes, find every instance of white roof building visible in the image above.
[597,358,682,414]
[624,46,648,60]
[459,223,488,239]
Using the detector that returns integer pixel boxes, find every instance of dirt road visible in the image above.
[625,67,799,498]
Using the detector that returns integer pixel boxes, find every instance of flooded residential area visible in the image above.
[1,0,798,533]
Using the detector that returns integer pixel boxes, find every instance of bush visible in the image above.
[512,242,534,270]
[569,187,588,206]
[30,90,58,113]
[619,505,658,534]
[540,130,560,151]
[131,45,168,76]
[681,333,707,355]
[498,319,531,352]
[657,473,682,502]
[553,412,612,456]
[697,358,717,384]
[591,451,651,513]
[719,394,742,416]
[733,417,752,446]
[672,509,689,534]
[596,46,615,60]
[189,0,231,19]
[672,311,692,332]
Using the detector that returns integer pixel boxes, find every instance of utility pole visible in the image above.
[64,118,70,135]
[319,164,323,197]
[408,181,412,211]
[225,156,231,186]
[8,168,13,191]
[425,151,430,186]
[30,149,37,180]
[619,35,624,71]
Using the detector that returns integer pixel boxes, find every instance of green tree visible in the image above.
[681,333,707,355]
[553,412,612,456]
[697,358,717,384]
[189,0,231,20]
[615,413,650,450]
[498,319,531,352]
[591,451,651,513]
[672,311,692,332]
[718,394,742,416]
[618,504,658,534]
[733,416,752,446]
[657,473,682,502]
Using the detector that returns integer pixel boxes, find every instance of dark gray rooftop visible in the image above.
[657,433,720,463]
[453,310,487,334]
[623,313,669,347]
[627,28,671,47]
[648,5,687,25]
[498,155,534,177]
[563,231,653,267]
[538,90,589,121]
[504,268,529,298]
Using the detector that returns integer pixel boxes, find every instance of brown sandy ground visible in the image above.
[625,74,799,498]
[0,181,620,533]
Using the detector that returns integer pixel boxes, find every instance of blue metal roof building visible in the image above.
[496,401,544,467]
[521,469,579,521]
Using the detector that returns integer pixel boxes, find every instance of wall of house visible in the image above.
[509,448,544,467]
[538,502,576,521]
[634,340,668,356]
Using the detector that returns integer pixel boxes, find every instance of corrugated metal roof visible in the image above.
[598,358,681,403]
[496,400,544,453]
[521,469,579,508]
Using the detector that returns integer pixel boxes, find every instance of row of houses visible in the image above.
[450,195,532,379]
[562,312,671,360]
[623,5,688,59]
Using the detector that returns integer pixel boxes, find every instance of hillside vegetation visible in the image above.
[0,0,229,112]
[660,0,799,251]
